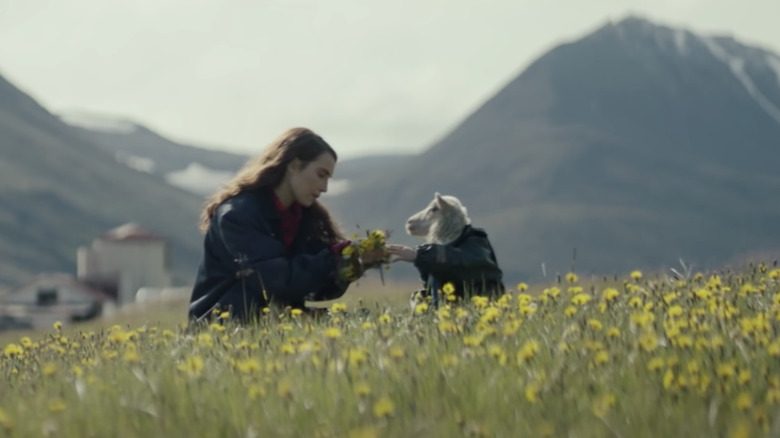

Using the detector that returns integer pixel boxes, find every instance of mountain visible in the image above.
[0,74,206,288]
[60,111,413,197]
[59,111,250,196]
[326,15,780,284]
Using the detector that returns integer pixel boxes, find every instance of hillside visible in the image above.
[0,74,205,288]
[326,16,780,283]
[59,111,413,197]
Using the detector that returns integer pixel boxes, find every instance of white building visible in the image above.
[77,223,171,305]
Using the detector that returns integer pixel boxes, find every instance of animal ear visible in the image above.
[434,193,446,209]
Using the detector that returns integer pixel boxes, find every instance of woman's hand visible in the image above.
[386,244,417,263]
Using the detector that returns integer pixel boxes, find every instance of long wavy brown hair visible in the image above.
[200,127,345,245]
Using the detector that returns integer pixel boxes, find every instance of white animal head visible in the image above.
[405,192,471,244]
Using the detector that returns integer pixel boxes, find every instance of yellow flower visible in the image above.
[630,270,642,280]
[53,321,63,331]
[178,356,205,377]
[347,348,367,367]
[520,305,536,316]
[378,314,391,324]
[414,303,429,315]
[518,340,539,362]
[209,322,226,332]
[717,362,736,379]
[735,393,752,411]
[471,296,489,308]
[765,389,780,404]
[565,272,578,283]
[373,396,395,418]
[602,288,619,302]
[331,303,347,313]
[503,320,521,337]
[571,293,591,306]
[488,344,508,366]
[323,328,342,339]
[592,393,616,417]
[438,320,458,334]
[354,382,372,397]
[3,343,23,358]
[647,357,665,372]
[48,400,66,412]
[442,282,455,295]
[348,426,379,438]
[41,362,57,376]
[639,332,658,352]
[277,379,293,398]
[247,385,266,401]
[196,333,213,348]
[525,381,541,403]
[388,346,405,359]
[463,335,483,347]
[594,350,609,365]
[0,407,10,429]
[663,369,675,389]
[516,282,528,291]
[124,345,140,363]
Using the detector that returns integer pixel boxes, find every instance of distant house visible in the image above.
[0,272,109,330]
[77,223,172,305]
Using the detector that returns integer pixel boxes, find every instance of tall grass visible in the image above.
[1,267,779,437]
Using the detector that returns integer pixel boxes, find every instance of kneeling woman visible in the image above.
[188,127,374,322]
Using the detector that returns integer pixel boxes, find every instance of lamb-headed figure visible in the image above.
[387,192,506,309]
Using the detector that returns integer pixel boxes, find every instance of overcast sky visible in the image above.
[1,0,779,158]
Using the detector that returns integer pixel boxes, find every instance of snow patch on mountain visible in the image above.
[116,152,155,173]
[767,55,780,88]
[702,38,780,125]
[165,163,234,196]
[673,29,687,54]
[59,111,138,134]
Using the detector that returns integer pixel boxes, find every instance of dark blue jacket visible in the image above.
[413,225,505,300]
[188,189,349,322]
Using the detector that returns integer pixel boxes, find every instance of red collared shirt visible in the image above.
[271,192,303,248]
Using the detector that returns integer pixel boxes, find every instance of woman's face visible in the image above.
[290,152,336,207]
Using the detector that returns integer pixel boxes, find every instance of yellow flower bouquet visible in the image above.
[338,229,392,283]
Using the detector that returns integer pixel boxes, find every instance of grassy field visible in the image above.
[1,266,780,437]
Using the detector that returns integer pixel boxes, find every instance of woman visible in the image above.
[188,127,375,323]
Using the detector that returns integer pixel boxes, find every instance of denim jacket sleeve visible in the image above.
[215,201,340,304]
